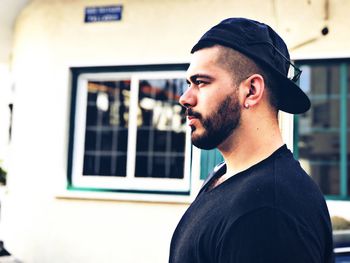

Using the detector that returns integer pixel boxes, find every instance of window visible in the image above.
[294,60,349,199]
[68,64,192,194]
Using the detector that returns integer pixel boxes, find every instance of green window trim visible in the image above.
[200,148,223,180]
[340,63,348,198]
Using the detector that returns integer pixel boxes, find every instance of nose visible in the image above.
[179,86,197,108]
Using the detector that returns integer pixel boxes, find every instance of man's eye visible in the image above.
[195,80,206,85]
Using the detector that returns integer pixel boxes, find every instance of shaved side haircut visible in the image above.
[214,45,279,114]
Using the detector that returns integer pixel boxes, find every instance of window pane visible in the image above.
[135,78,187,178]
[135,155,185,179]
[83,80,130,177]
[308,65,340,95]
[298,134,340,195]
[297,64,341,195]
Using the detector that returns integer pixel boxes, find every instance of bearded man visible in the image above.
[169,18,334,263]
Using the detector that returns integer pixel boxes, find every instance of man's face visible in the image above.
[180,46,242,150]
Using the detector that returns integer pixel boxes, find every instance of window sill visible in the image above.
[55,188,195,204]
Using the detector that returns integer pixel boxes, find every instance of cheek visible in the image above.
[197,90,222,108]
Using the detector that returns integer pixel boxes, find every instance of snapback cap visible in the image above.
[191,18,310,114]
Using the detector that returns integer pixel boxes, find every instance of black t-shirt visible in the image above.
[169,145,334,263]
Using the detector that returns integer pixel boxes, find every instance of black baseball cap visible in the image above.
[191,18,310,114]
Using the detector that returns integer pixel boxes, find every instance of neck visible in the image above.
[217,112,284,177]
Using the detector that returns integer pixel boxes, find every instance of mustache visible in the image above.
[186,108,202,119]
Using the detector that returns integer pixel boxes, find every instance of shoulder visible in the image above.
[272,147,328,212]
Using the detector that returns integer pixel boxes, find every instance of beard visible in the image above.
[188,93,241,150]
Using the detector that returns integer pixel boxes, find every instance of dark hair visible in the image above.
[214,45,279,113]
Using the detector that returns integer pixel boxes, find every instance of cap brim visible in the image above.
[269,67,311,114]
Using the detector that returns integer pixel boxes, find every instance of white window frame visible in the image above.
[70,70,192,194]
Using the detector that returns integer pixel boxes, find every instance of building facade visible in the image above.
[0,0,349,262]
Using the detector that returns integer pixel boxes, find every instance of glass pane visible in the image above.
[135,155,184,179]
[297,64,341,195]
[303,65,340,96]
[135,78,187,178]
[298,132,340,195]
[83,80,130,177]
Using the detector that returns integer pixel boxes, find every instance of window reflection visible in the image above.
[83,80,130,177]
[297,64,341,195]
[135,79,187,179]
[82,78,188,180]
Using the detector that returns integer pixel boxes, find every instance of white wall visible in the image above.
[1,0,350,262]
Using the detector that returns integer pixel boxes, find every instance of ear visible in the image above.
[240,74,265,109]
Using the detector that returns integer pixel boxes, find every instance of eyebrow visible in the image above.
[186,74,214,84]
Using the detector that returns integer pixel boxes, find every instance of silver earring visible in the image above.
[244,103,250,109]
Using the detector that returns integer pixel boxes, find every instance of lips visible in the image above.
[187,117,196,126]
[187,115,200,127]
[186,109,202,126]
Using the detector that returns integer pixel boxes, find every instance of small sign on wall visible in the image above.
[85,5,123,23]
